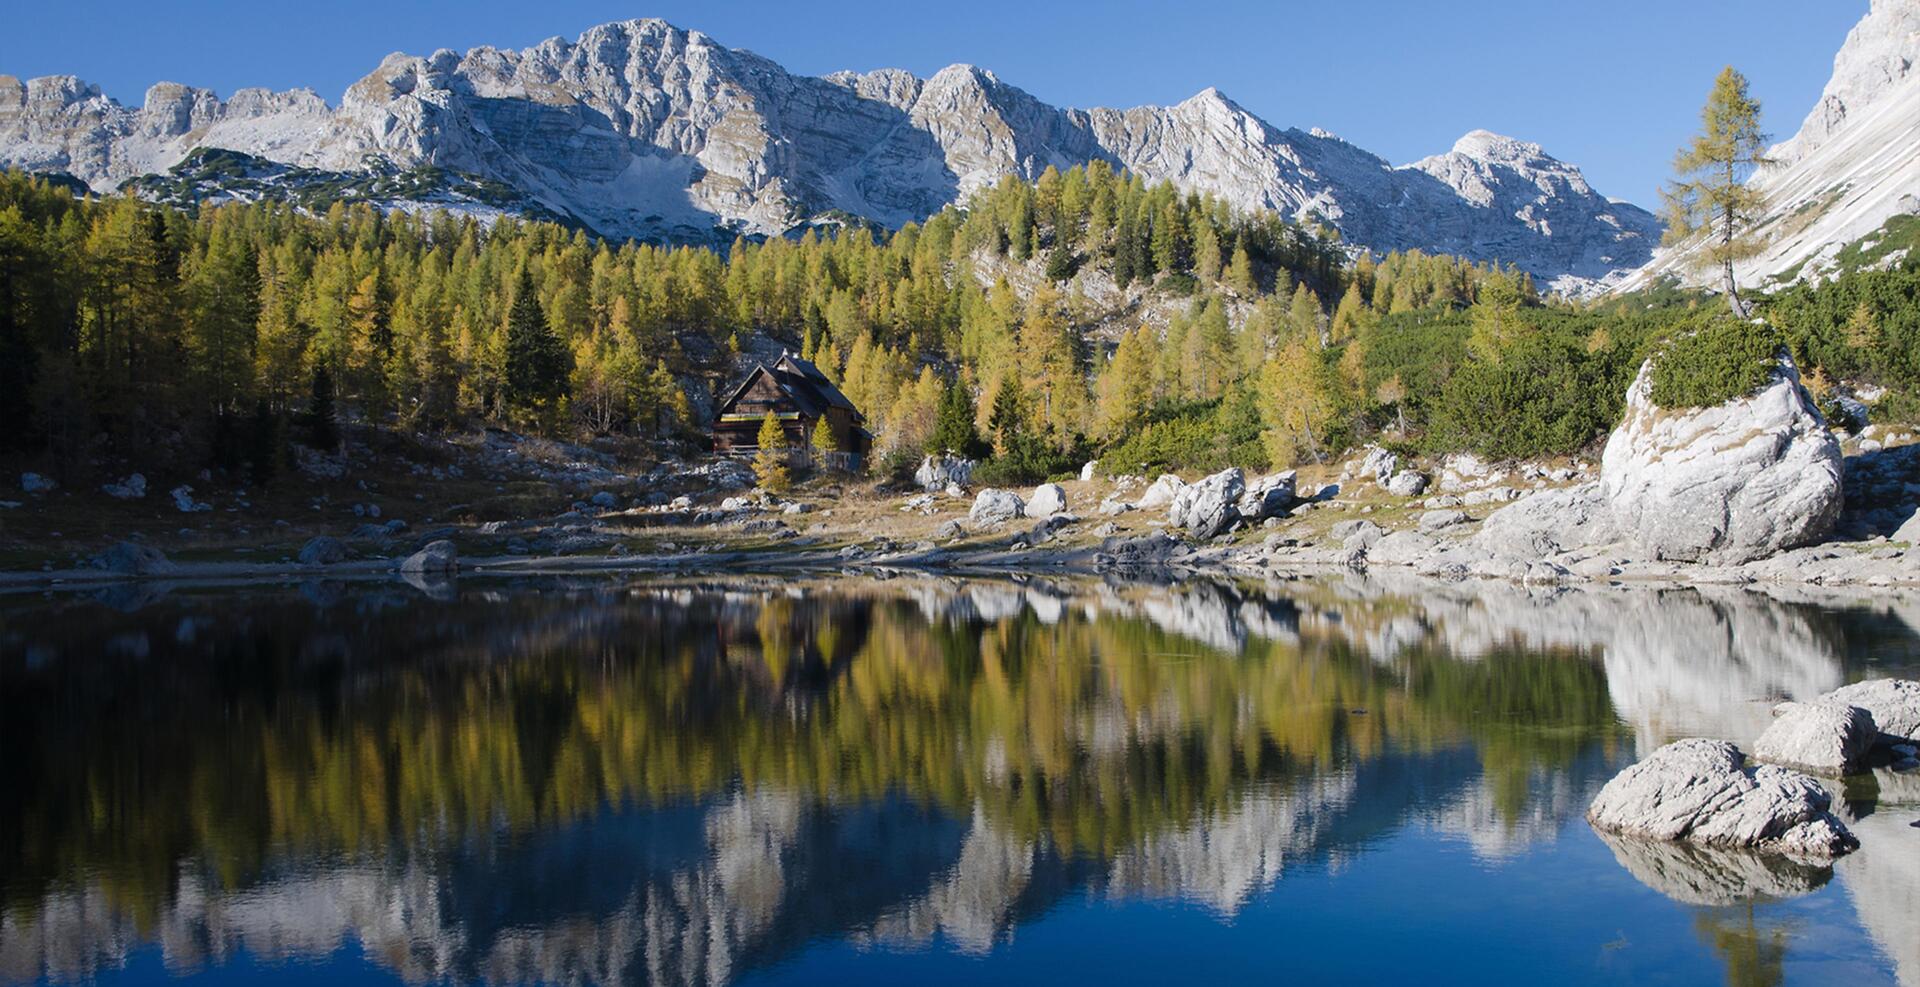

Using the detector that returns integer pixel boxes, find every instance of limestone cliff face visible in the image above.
[1624,0,1920,291]
[0,18,1658,289]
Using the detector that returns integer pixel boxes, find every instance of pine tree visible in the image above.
[1227,236,1258,295]
[1044,237,1075,282]
[933,378,984,458]
[305,363,339,451]
[811,414,840,470]
[754,412,791,492]
[1663,66,1771,316]
[503,267,570,414]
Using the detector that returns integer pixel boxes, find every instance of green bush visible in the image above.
[1646,316,1783,409]
[1425,335,1617,460]
[1099,389,1268,476]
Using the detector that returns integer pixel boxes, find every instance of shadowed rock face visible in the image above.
[0,19,1657,289]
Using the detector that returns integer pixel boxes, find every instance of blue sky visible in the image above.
[1,0,1864,208]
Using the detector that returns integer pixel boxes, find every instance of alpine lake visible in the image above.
[2,571,1917,986]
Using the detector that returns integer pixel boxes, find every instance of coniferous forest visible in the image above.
[3,162,1917,488]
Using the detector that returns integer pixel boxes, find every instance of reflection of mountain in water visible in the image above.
[1,575,1916,986]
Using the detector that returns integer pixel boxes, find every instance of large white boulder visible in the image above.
[1751,701,1878,775]
[1025,483,1067,519]
[1586,739,1857,859]
[969,488,1024,526]
[1135,474,1187,509]
[1168,468,1244,539]
[1600,355,1842,564]
[1819,679,1920,745]
[399,539,457,575]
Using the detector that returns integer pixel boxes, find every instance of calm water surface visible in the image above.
[1,574,1917,986]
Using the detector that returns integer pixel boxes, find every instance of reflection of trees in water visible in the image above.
[1694,907,1789,987]
[0,575,1908,986]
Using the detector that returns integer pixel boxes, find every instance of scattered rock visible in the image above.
[1418,509,1470,533]
[1135,474,1187,509]
[1586,739,1857,858]
[296,536,349,566]
[1359,446,1398,485]
[1601,354,1842,564]
[170,485,211,513]
[1079,460,1098,482]
[935,519,967,540]
[102,474,147,499]
[20,472,56,494]
[1386,470,1429,497]
[90,541,175,576]
[1168,468,1244,539]
[1025,483,1067,519]
[969,488,1025,526]
[915,455,976,491]
[1097,497,1133,516]
[399,539,457,575]
[1330,519,1384,547]
[1753,702,1878,775]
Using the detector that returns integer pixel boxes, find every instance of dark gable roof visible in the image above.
[715,351,862,421]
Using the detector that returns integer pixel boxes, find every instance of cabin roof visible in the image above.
[715,351,864,423]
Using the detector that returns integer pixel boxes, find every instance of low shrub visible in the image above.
[1646,316,1783,409]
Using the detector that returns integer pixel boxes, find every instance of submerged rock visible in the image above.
[968,488,1024,526]
[1600,355,1842,564]
[1168,468,1244,539]
[1586,739,1857,858]
[1752,701,1877,775]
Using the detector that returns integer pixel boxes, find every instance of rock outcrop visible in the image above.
[1586,739,1858,859]
[1474,482,1619,560]
[1600,356,1842,564]
[297,536,348,566]
[1820,678,1920,744]
[1751,701,1878,775]
[0,20,1657,288]
[914,455,974,492]
[1237,471,1296,522]
[1168,468,1244,539]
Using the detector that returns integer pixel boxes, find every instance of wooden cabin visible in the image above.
[712,352,873,470]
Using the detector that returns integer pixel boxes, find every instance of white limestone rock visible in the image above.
[1751,701,1878,775]
[399,539,457,575]
[1167,468,1244,539]
[1237,471,1297,521]
[915,455,975,491]
[1586,739,1857,859]
[1600,356,1841,564]
[968,488,1024,526]
[1135,474,1187,510]
[1024,483,1067,519]
[1819,678,1920,745]
[1474,482,1619,560]
[1385,470,1429,497]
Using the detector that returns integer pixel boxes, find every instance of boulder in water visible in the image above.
[1752,702,1878,775]
[91,541,175,576]
[1818,679,1920,745]
[1600,355,1842,564]
[1586,739,1857,859]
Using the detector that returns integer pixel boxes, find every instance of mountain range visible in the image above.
[10,12,1882,296]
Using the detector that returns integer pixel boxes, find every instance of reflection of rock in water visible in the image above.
[1595,832,1832,906]
[1423,769,1582,862]
[1106,771,1358,914]
[1833,772,1920,987]
[861,804,1039,954]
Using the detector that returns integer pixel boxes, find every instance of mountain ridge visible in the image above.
[0,17,1660,292]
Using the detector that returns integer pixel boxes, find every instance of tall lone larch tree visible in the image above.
[1662,66,1771,317]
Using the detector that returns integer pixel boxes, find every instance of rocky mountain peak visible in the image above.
[1776,0,1920,163]
[0,16,1660,290]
